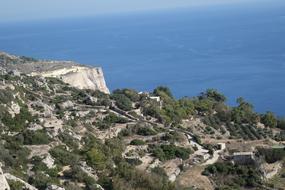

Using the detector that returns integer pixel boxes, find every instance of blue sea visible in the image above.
[0,2,285,116]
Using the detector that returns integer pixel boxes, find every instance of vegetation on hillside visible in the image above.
[0,68,284,190]
[203,162,262,189]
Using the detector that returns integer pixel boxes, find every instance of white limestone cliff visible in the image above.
[30,66,110,94]
[0,163,10,190]
[1,51,110,94]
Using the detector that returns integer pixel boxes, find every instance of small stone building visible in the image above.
[233,152,255,165]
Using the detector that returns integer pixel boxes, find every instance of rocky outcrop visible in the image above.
[33,66,110,94]
[0,163,10,190]
[261,162,282,179]
[162,158,183,182]
[8,101,20,118]
[0,51,110,94]
[4,173,37,190]
[58,100,74,110]
[46,185,65,190]
[42,154,56,169]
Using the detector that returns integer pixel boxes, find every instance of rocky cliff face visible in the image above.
[0,164,10,190]
[0,51,110,94]
[31,66,110,94]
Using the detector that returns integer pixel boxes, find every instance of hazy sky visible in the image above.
[0,0,271,22]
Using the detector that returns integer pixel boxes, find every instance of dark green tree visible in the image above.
[261,112,277,128]
[199,89,226,102]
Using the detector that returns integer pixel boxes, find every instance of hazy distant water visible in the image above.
[0,3,285,115]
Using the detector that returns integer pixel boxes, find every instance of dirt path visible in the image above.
[177,166,214,190]
[202,144,225,166]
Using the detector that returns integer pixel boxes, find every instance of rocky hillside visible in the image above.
[0,52,109,94]
[0,53,285,190]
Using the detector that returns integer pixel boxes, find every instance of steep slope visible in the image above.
[1,52,284,190]
[30,66,110,94]
[0,51,110,93]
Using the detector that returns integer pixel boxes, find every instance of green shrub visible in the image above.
[0,89,14,103]
[0,140,30,170]
[152,144,192,161]
[63,165,97,188]
[257,147,285,163]
[261,112,277,128]
[23,130,50,145]
[86,148,107,170]
[199,89,226,102]
[96,113,128,130]
[110,162,175,190]
[215,104,232,122]
[141,103,162,120]
[105,138,125,160]
[126,158,142,166]
[130,139,146,146]
[137,127,157,136]
[49,146,79,166]
[103,113,128,124]
[112,94,133,111]
[161,131,184,143]
[8,180,24,190]
[153,86,173,99]
[113,89,140,102]
[203,162,262,188]
[52,95,67,104]
[231,97,258,124]
[277,118,285,130]
[274,131,285,141]
[28,172,58,190]
[151,167,168,178]
[58,131,79,150]
[2,103,34,132]
[141,88,195,125]
[31,156,48,173]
